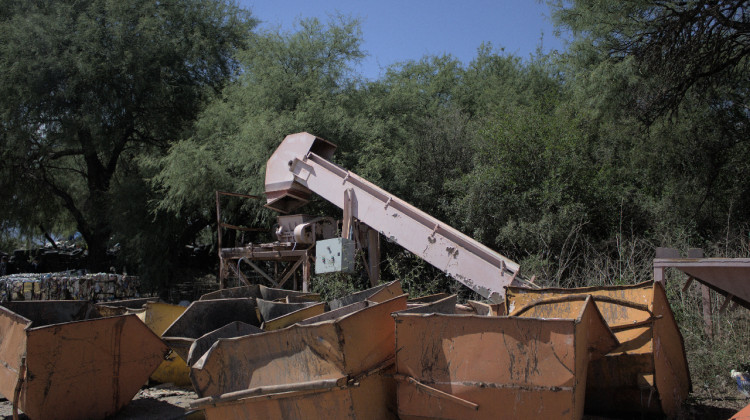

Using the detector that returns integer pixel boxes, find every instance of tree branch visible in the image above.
[48,148,84,160]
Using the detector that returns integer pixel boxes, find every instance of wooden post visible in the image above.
[367,228,380,287]
[653,247,679,284]
[684,249,713,338]
[216,191,225,289]
[342,188,353,239]
[702,284,713,339]
[302,251,311,292]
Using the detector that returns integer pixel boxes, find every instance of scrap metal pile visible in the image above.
[0,271,141,302]
[0,280,690,419]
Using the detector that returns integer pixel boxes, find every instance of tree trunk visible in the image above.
[83,230,111,273]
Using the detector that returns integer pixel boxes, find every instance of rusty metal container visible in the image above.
[392,295,618,420]
[505,281,691,417]
[135,301,192,386]
[257,298,318,321]
[0,301,168,420]
[190,294,407,399]
[161,298,260,361]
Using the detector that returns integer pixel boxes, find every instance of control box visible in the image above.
[315,238,356,274]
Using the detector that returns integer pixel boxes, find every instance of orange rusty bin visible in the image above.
[190,293,406,397]
[0,300,168,420]
[98,299,193,386]
[190,293,407,419]
[392,294,618,420]
[506,281,691,417]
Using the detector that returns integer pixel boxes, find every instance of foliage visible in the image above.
[0,0,255,273]
[154,16,366,229]
[551,0,750,120]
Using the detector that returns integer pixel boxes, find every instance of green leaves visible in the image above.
[0,0,255,272]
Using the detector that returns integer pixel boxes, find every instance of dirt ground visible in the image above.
[0,383,746,419]
[0,384,204,420]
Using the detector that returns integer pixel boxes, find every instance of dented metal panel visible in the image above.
[505,281,691,417]
[0,301,168,420]
[0,307,30,406]
[392,296,618,420]
[190,294,407,398]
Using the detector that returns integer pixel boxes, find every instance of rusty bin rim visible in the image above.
[393,294,598,321]
[0,305,32,327]
[507,294,661,331]
[505,283,669,331]
[27,312,146,331]
[392,299,595,323]
[1,302,149,331]
[506,280,654,295]
[392,311,595,322]
[161,297,258,338]
[295,293,409,327]
[261,301,327,331]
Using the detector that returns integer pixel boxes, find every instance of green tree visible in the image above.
[0,0,254,270]
[551,0,750,120]
[155,16,366,231]
[550,0,750,239]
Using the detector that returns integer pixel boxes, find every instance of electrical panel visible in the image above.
[315,238,356,274]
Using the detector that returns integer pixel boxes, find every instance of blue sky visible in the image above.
[239,0,567,80]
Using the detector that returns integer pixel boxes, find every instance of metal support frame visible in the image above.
[216,190,312,291]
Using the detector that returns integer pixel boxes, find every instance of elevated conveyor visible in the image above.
[264,132,521,302]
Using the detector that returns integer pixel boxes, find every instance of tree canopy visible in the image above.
[0,0,255,270]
